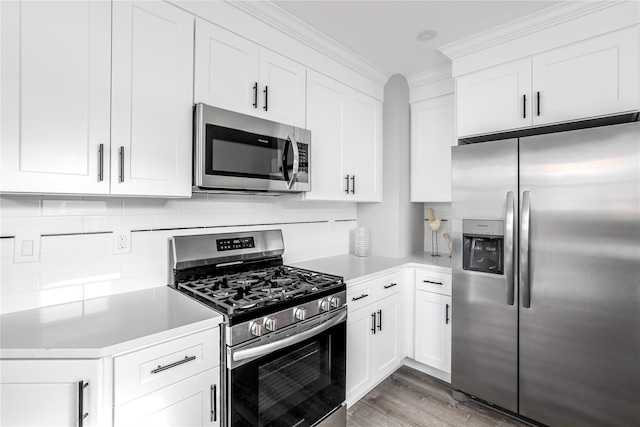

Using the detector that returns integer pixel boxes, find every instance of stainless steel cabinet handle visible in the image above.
[423,280,443,286]
[118,146,124,183]
[97,144,104,182]
[351,293,369,301]
[78,380,89,427]
[371,312,376,334]
[351,175,355,194]
[252,82,258,108]
[505,191,515,305]
[210,384,217,422]
[150,355,196,374]
[263,86,268,111]
[383,283,397,289]
[521,191,532,308]
[345,175,350,194]
[445,304,450,325]
[377,309,382,331]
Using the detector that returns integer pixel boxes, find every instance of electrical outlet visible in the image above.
[113,229,131,254]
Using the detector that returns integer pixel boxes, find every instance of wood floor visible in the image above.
[347,366,527,427]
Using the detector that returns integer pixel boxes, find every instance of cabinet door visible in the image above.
[414,291,451,373]
[0,359,103,426]
[259,49,306,128]
[410,95,455,202]
[114,369,220,427]
[111,1,193,197]
[0,0,111,194]
[373,293,403,379]
[194,19,260,116]
[304,71,349,201]
[532,26,639,126]
[346,306,375,405]
[347,91,383,202]
[456,58,531,137]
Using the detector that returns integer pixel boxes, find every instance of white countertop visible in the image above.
[0,287,223,359]
[292,251,451,283]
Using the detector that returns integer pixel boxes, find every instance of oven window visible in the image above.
[230,321,346,427]
[205,124,288,181]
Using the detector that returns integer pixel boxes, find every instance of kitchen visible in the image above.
[1,0,638,426]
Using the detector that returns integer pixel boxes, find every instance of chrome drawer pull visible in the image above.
[383,283,397,289]
[352,294,369,301]
[423,280,443,285]
[151,355,196,374]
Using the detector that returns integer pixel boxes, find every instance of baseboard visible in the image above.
[402,358,451,384]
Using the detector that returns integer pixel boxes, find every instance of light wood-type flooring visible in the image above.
[347,366,528,427]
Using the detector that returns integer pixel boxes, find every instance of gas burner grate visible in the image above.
[176,265,344,317]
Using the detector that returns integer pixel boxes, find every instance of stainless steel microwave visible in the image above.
[193,104,311,193]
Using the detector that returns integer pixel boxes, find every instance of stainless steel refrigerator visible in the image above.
[451,121,640,426]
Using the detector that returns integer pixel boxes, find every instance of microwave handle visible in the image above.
[282,134,300,189]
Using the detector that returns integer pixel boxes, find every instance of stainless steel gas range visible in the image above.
[169,229,347,427]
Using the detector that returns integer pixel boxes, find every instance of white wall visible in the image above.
[357,74,424,257]
[0,194,356,314]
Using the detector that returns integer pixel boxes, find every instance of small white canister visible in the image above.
[353,227,371,257]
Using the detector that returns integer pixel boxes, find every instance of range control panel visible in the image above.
[217,237,256,252]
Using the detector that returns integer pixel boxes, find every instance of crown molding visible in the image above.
[438,1,624,60]
[228,0,391,86]
[406,64,452,89]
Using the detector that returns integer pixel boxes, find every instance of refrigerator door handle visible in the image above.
[521,191,532,308]
[505,191,516,305]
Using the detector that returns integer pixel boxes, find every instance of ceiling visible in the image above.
[271,0,565,77]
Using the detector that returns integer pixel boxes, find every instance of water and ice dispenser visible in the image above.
[462,219,504,274]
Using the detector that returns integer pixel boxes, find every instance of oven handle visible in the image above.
[232,309,346,363]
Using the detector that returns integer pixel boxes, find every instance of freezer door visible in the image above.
[451,139,519,412]
[519,121,640,426]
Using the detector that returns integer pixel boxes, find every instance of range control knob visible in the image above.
[264,317,278,332]
[320,298,332,312]
[249,321,263,337]
[294,307,307,321]
[330,296,342,308]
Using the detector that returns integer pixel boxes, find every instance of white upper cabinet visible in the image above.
[111,1,194,197]
[305,70,382,202]
[1,1,112,194]
[410,94,456,202]
[456,58,531,137]
[456,26,639,138]
[194,19,306,128]
[532,26,639,126]
[1,0,193,197]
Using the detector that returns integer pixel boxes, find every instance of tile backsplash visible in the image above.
[423,203,452,258]
[0,194,356,314]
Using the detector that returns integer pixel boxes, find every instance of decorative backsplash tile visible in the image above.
[0,194,357,314]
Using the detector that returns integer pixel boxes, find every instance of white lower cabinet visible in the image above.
[346,273,404,405]
[114,369,220,427]
[0,359,104,426]
[113,328,220,427]
[414,291,451,373]
[413,269,452,374]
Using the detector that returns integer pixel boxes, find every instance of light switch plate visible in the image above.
[14,233,41,263]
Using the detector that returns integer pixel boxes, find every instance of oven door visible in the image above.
[228,309,346,427]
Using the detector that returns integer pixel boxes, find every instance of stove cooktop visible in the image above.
[175,264,344,322]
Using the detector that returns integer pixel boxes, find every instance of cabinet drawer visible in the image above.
[373,272,402,299]
[415,269,451,296]
[347,280,375,312]
[114,328,219,405]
